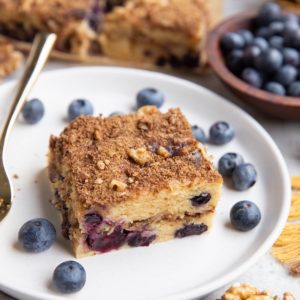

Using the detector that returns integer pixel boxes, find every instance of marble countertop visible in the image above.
[1,0,300,299]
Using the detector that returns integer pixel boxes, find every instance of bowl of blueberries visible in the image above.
[206,2,300,120]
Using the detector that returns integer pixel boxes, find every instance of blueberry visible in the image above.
[269,21,284,36]
[241,68,263,88]
[264,81,286,95]
[238,29,254,45]
[252,37,269,51]
[257,2,281,25]
[243,45,261,66]
[22,99,45,124]
[283,28,300,49]
[209,121,235,145]
[68,99,94,120]
[221,32,245,52]
[230,200,261,232]
[192,125,206,143]
[218,153,244,177]
[288,81,300,96]
[109,111,124,116]
[254,48,283,73]
[281,13,299,24]
[255,27,270,39]
[269,36,284,49]
[190,192,211,206]
[127,232,156,247]
[136,88,164,108]
[282,48,300,67]
[232,163,257,191]
[275,64,297,86]
[18,218,56,252]
[53,261,86,294]
[226,49,244,74]
[175,223,208,238]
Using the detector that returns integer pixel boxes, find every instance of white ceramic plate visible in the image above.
[0,67,290,300]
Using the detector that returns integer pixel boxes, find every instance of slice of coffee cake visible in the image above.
[48,106,222,258]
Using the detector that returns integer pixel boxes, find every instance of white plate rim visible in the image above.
[0,66,291,300]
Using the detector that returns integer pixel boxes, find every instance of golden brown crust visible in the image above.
[49,106,222,209]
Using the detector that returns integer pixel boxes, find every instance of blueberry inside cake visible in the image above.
[48,106,222,257]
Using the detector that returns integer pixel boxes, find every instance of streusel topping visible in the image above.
[49,106,221,208]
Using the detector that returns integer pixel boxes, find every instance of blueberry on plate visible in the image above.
[288,81,300,97]
[241,68,263,88]
[192,125,206,143]
[230,200,261,232]
[209,121,235,145]
[221,32,245,52]
[275,65,297,86]
[238,29,253,45]
[136,88,164,108]
[269,36,284,49]
[68,99,94,121]
[22,98,45,124]
[264,81,286,96]
[53,261,86,294]
[257,2,281,26]
[226,49,244,74]
[18,218,56,253]
[109,111,124,116]
[282,48,299,67]
[218,153,244,177]
[252,37,269,51]
[243,45,261,66]
[254,48,283,73]
[232,163,257,191]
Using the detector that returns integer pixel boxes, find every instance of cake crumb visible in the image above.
[127,147,152,165]
[13,174,19,179]
[97,160,106,170]
[95,178,103,184]
[109,179,127,192]
[157,146,171,158]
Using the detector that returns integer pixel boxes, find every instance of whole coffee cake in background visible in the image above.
[48,106,222,258]
[0,0,222,71]
[277,0,300,11]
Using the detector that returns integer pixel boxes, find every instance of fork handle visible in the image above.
[0,33,57,157]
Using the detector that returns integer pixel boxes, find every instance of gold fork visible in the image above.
[0,33,56,222]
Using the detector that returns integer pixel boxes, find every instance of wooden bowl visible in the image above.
[206,11,300,120]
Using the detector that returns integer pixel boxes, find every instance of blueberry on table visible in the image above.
[53,261,86,294]
[275,65,297,86]
[282,48,299,67]
[269,36,283,49]
[252,37,269,52]
[18,218,56,252]
[218,153,244,177]
[264,81,286,96]
[22,98,45,124]
[241,68,263,88]
[226,49,244,74]
[243,45,261,66]
[232,163,257,191]
[68,99,94,121]
[257,2,281,26]
[230,200,261,232]
[238,29,253,46]
[192,125,206,143]
[288,81,300,97]
[209,121,235,145]
[254,48,283,73]
[136,88,164,108]
[221,32,245,52]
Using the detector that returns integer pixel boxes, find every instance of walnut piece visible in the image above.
[127,147,152,165]
[157,146,171,158]
[109,179,127,192]
[137,105,159,116]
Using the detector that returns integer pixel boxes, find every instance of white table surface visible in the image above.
[1,0,300,299]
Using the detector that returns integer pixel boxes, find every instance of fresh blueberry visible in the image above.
[269,36,284,49]
[18,218,56,252]
[268,21,284,36]
[257,2,281,25]
[190,192,211,206]
[282,48,300,67]
[264,81,286,95]
[255,27,270,39]
[175,223,208,238]
[192,125,206,143]
[238,29,254,45]
[283,27,300,49]
[218,153,244,177]
[136,88,164,108]
[288,81,300,96]
[232,163,257,191]
[230,200,261,232]
[221,32,245,52]
[53,261,86,294]
[252,37,269,51]
[68,99,94,121]
[243,45,261,66]
[109,111,124,116]
[226,49,244,74]
[281,13,299,24]
[241,68,263,88]
[275,64,297,86]
[22,99,45,124]
[209,121,235,145]
[254,48,283,73]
